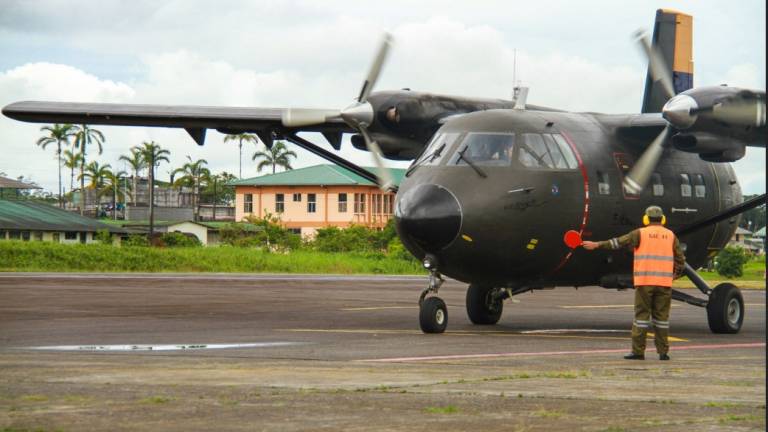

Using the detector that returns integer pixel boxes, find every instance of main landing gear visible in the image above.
[675,263,745,333]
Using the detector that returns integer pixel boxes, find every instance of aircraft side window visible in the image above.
[680,174,692,198]
[651,173,664,196]
[518,133,554,169]
[551,134,579,169]
[454,133,515,166]
[693,174,706,198]
[597,171,610,195]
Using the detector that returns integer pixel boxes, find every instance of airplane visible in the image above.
[3,9,766,334]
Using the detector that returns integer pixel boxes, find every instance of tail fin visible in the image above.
[641,9,694,113]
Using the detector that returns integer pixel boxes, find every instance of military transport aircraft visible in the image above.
[3,9,766,334]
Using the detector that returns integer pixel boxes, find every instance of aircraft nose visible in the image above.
[395,184,462,252]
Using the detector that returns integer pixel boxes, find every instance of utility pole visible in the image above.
[212,176,218,221]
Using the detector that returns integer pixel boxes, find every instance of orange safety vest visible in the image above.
[633,225,675,287]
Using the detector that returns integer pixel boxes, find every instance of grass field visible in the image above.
[0,242,764,289]
[0,241,424,274]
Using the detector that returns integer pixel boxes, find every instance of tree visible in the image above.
[739,194,766,232]
[224,133,259,178]
[36,124,75,207]
[252,141,297,174]
[200,171,237,205]
[61,149,83,197]
[138,141,170,240]
[119,147,146,206]
[72,124,105,215]
[172,156,210,221]
[79,161,112,190]
[102,169,127,220]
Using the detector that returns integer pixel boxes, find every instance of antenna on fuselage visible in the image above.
[511,48,529,110]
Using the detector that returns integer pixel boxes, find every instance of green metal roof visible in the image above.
[0,200,126,233]
[228,164,406,187]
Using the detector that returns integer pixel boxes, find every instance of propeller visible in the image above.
[281,34,395,191]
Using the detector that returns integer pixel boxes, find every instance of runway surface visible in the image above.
[0,273,765,431]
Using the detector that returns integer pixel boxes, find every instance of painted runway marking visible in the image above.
[281,328,682,342]
[560,303,764,309]
[359,342,766,363]
[0,273,428,282]
[22,342,302,352]
[341,306,419,311]
[520,329,687,342]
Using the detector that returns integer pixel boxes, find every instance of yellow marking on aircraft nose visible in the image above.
[461,234,473,242]
[526,238,539,250]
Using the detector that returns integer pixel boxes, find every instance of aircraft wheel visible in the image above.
[466,284,503,325]
[706,283,744,334]
[420,297,448,334]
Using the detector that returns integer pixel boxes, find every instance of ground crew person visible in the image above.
[582,206,685,360]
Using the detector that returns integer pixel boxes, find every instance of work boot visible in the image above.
[659,353,670,361]
[623,353,645,360]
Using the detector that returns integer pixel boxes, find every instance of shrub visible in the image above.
[313,220,398,253]
[221,213,301,251]
[123,234,150,247]
[715,246,750,278]
[160,232,202,247]
[95,229,112,244]
[388,237,417,261]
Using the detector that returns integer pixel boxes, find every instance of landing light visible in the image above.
[423,254,438,270]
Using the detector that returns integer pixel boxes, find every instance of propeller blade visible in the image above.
[281,108,340,127]
[623,125,670,194]
[634,30,675,100]
[357,33,393,103]
[358,126,395,191]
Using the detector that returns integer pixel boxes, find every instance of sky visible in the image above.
[0,0,765,194]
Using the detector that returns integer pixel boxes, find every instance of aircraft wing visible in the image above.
[2,101,354,146]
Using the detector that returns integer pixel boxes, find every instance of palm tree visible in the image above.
[172,156,210,221]
[62,149,83,196]
[72,124,105,215]
[252,141,297,174]
[138,141,170,240]
[36,124,75,207]
[224,133,259,178]
[101,169,127,220]
[119,147,145,205]
[79,161,112,190]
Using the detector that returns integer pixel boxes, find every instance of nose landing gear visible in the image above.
[419,270,447,333]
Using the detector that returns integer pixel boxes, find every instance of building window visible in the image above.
[288,228,301,235]
[383,195,393,215]
[8,230,20,240]
[651,173,664,196]
[693,174,706,198]
[275,193,285,213]
[338,193,348,213]
[680,174,692,197]
[293,193,301,202]
[372,194,383,214]
[597,171,610,195]
[52,233,61,242]
[21,231,30,241]
[64,232,77,240]
[244,193,253,213]
[33,232,43,241]
[354,193,366,214]
[307,193,317,213]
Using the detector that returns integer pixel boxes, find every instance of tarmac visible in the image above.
[0,273,765,431]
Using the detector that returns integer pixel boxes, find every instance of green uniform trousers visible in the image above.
[632,285,671,355]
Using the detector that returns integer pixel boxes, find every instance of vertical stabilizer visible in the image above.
[641,9,694,113]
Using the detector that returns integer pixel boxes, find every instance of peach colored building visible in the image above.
[230,165,405,238]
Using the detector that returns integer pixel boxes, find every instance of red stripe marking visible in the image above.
[360,342,765,363]
[552,130,589,272]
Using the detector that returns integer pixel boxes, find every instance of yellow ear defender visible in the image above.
[643,206,666,225]
[643,214,667,226]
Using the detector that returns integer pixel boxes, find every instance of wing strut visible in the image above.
[675,193,766,237]
[283,133,395,191]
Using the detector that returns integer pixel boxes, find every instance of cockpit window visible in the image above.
[451,133,515,166]
[518,134,554,168]
[414,132,461,166]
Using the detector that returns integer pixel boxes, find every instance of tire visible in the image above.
[466,284,503,325]
[706,283,744,334]
[420,297,448,334]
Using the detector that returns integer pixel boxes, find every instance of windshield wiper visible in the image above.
[457,148,487,178]
[405,143,446,177]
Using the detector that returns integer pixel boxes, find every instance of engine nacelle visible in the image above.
[671,132,746,162]
[351,133,424,160]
